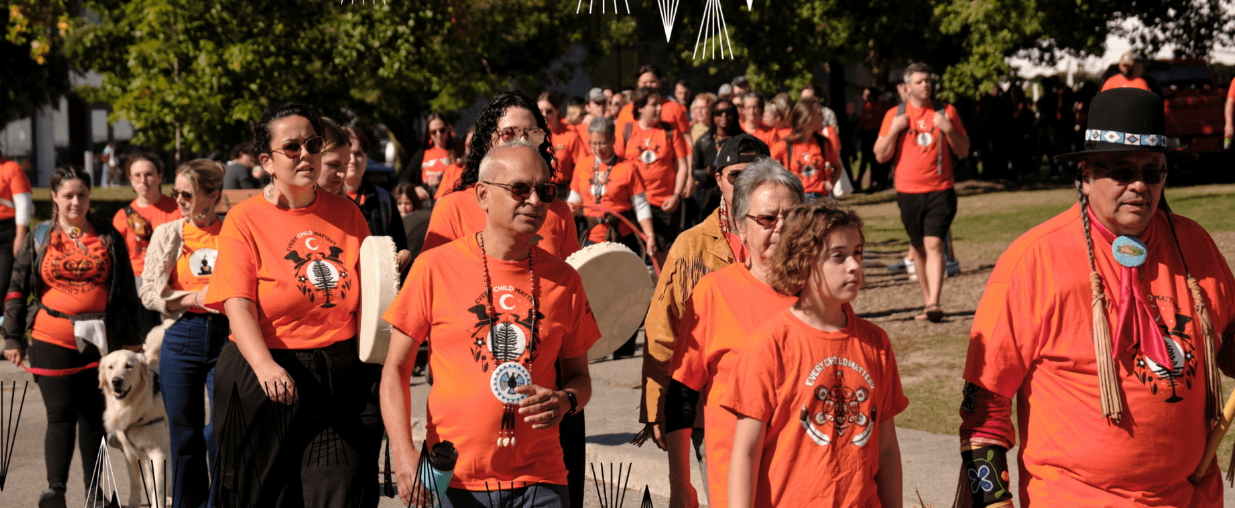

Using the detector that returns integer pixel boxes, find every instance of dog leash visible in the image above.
[20,362,100,377]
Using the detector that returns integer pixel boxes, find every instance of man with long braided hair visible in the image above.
[957,88,1235,507]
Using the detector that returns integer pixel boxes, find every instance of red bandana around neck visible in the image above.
[1086,207,1172,368]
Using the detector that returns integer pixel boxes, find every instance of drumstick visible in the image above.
[1191,388,1235,484]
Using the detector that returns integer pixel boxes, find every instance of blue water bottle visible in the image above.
[420,441,457,504]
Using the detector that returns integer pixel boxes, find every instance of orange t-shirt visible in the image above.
[435,163,465,200]
[33,229,112,349]
[669,264,796,508]
[1101,74,1152,92]
[1228,76,1235,99]
[570,154,646,243]
[421,186,580,259]
[615,122,688,208]
[0,158,31,221]
[771,136,842,195]
[963,204,1234,506]
[382,235,601,489]
[113,196,181,275]
[169,220,221,313]
[722,306,908,508]
[421,145,453,184]
[205,191,370,350]
[549,123,586,186]
[879,102,966,194]
[743,122,781,150]
[617,99,692,145]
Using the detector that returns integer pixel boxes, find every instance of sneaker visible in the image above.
[38,485,66,508]
[887,257,913,274]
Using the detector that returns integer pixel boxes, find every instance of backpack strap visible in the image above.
[33,220,52,258]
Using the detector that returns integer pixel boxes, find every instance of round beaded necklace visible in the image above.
[478,232,538,447]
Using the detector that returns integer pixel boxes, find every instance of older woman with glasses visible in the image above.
[663,158,805,508]
[205,102,375,507]
[140,159,227,508]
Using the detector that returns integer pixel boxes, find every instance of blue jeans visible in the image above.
[161,312,227,508]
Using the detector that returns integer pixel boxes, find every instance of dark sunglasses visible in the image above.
[429,128,449,135]
[746,213,784,230]
[172,190,193,200]
[484,180,557,203]
[497,126,547,145]
[1091,163,1168,185]
[723,169,744,185]
[268,136,324,159]
[713,108,737,117]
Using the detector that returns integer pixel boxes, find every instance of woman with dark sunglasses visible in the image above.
[691,99,742,220]
[139,159,227,508]
[421,90,581,260]
[204,102,376,507]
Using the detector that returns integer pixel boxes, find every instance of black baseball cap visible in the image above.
[713,133,770,175]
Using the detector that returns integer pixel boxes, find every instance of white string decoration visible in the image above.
[657,0,682,41]
[693,0,734,59]
[577,0,631,14]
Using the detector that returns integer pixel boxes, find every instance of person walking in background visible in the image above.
[855,87,892,191]
[566,116,656,257]
[0,150,32,306]
[139,159,227,508]
[539,91,587,193]
[102,142,121,188]
[4,166,141,507]
[223,142,261,190]
[406,113,454,194]
[342,126,411,271]
[616,86,691,264]
[772,97,843,201]
[113,153,182,339]
[315,117,352,195]
[691,99,742,221]
[689,92,717,144]
[739,92,780,149]
[874,63,969,323]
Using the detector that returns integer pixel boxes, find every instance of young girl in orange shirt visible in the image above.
[724,201,907,508]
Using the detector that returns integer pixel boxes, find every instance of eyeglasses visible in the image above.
[723,169,744,185]
[1090,163,1168,185]
[172,190,193,201]
[496,126,547,146]
[746,213,784,230]
[268,136,324,159]
[483,180,557,203]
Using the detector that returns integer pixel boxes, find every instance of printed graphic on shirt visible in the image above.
[588,172,611,199]
[639,136,662,164]
[800,358,876,448]
[799,152,822,179]
[190,248,217,276]
[283,230,353,309]
[463,287,545,373]
[1132,295,1197,403]
[43,240,111,295]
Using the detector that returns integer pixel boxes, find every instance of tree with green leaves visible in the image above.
[66,0,632,170]
[1,1,72,126]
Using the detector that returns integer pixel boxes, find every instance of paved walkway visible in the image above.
[2,355,1232,507]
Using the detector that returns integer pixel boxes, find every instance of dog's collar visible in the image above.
[131,416,165,428]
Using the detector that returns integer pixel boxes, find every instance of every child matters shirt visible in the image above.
[723,306,908,507]
[383,234,601,489]
[205,190,370,349]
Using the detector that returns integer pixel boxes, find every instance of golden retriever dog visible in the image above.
[99,350,170,507]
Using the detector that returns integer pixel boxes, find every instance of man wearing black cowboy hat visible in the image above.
[955,87,1235,507]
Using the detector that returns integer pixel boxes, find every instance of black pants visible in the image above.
[29,339,105,489]
[0,218,15,298]
[211,339,375,508]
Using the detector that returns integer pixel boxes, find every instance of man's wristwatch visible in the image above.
[563,390,579,416]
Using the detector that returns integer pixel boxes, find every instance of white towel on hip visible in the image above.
[74,319,108,355]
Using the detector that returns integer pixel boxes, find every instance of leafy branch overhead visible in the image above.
[64,0,632,159]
